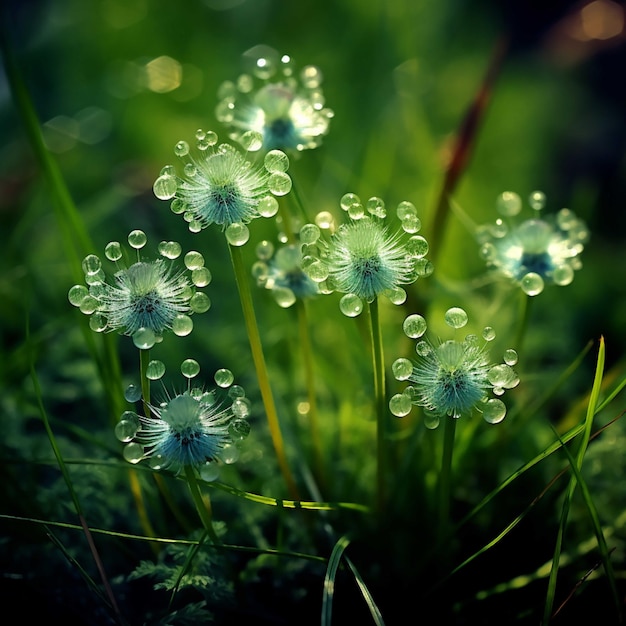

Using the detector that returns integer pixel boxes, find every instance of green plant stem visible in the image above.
[515,292,534,355]
[367,299,387,514]
[228,243,300,500]
[184,466,220,544]
[139,348,151,416]
[438,416,457,546]
[296,299,325,488]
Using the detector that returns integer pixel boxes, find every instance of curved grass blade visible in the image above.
[322,535,351,626]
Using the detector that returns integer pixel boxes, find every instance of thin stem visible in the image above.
[367,298,387,514]
[296,299,325,489]
[228,243,300,500]
[184,466,220,544]
[438,416,457,545]
[139,348,151,417]
[515,291,534,356]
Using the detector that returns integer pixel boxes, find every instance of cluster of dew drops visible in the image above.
[389,306,520,426]
[115,359,252,481]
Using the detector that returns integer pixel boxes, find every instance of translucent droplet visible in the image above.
[482,398,507,424]
[258,195,279,218]
[174,140,189,157]
[228,384,245,399]
[171,198,185,214]
[340,192,360,211]
[416,340,432,356]
[401,214,421,234]
[133,327,156,349]
[148,455,164,471]
[240,130,263,151]
[82,254,102,276]
[79,295,99,315]
[503,349,518,366]
[366,196,386,218]
[305,260,329,283]
[68,284,89,306]
[444,307,468,329]
[300,223,320,244]
[347,202,364,220]
[529,190,546,211]
[315,211,335,230]
[488,364,519,389]
[220,443,240,464]
[146,359,166,380]
[184,251,204,270]
[172,314,193,336]
[403,314,427,338]
[128,230,147,249]
[387,287,407,305]
[192,267,212,287]
[225,222,250,246]
[274,287,297,308]
[396,200,417,221]
[181,358,200,378]
[89,313,107,332]
[521,272,544,296]
[265,149,289,173]
[158,241,182,259]
[231,397,251,418]
[229,418,251,441]
[124,384,142,403]
[482,326,496,341]
[407,235,429,258]
[339,293,363,317]
[389,393,412,417]
[553,265,574,286]
[215,368,234,388]
[123,442,144,464]
[199,462,220,482]
[190,291,211,313]
[153,175,177,200]
[424,413,440,429]
[496,191,522,217]
[115,418,139,442]
[104,241,123,261]
[415,259,434,277]
[183,163,197,177]
[392,358,413,381]
[268,171,292,196]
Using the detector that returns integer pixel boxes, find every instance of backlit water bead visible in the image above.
[115,412,140,442]
[181,358,200,378]
[146,360,166,380]
[191,267,212,287]
[339,293,363,317]
[229,418,251,441]
[190,292,211,313]
[393,308,520,423]
[215,45,333,152]
[123,442,145,464]
[184,250,205,270]
[389,392,413,418]
[154,130,291,236]
[105,241,123,261]
[133,327,157,350]
[128,229,147,249]
[403,314,427,339]
[215,368,234,388]
[124,383,142,403]
[477,191,588,295]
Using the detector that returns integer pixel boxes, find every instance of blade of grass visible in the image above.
[543,336,605,625]
[322,535,351,626]
[344,556,386,626]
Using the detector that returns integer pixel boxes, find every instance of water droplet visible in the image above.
[521,272,544,296]
[232,397,251,418]
[123,442,144,464]
[529,190,546,211]
[68,284,89,306]
[221,443,240,464]
[190,291,211,313]
[240,130,263,151]
[274,287,297,308]
[104,241,123,261]
[124,384,142,403]
[401,214,421,234]
[215,368,234,387]
[553,265,574,286]
[265,149,289,173]
[128,230,147,249]
[153,174,178,200]
[389,393,412,417]
[183,163,197,177]
[340,193,361,211]
[191,267,212,287]
[82,254,101,276]
[258,195,279,218]
[225,222,250,246]
[396,200,417,220]
[407,235,429,258]
[256,240,274,261]
[415,259,434,277]
[488,364,519,389]
[181,358,200,378]
[171,198,185,214]
[481,398,507,424]
[339,293,363,317]
[172,314,193,336]
[268,171,292,196]
[424,412,440,429]
[315,211,335,231]
[387,287,407,305]
[133,327,156,349]
[184,250,204,270]
[366,196,386,218]
[300,223,320,244]
[146,359,166,380]
[416,340,431,356]
[199,462,220,482]
[504,349,518,366]
[229,418,251,441]
[444,307,468,329]
[392,358,413,381]
[482,327,496,341]
[496,191,522,216]
[174,140,189,157]
[348,202,364,220]
[115,418,139,442]
[89,313,107,332]
[158,241,182,259]
[305,260,329,283]
[403,314,427,338]
[78,295,99,315]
